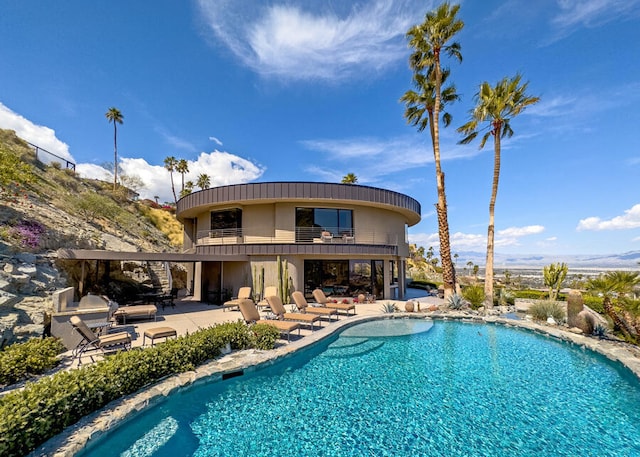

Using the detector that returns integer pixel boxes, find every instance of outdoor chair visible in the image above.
[312,289,356,316]
[257,286,277,310]
[238,299,300,342]
[291,291,338,321]
[70,315,131,365]
[320,231,333,243]
[222,286,252,312]
[266,295,321,330]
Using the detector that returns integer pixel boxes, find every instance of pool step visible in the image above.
[322,339,385,359]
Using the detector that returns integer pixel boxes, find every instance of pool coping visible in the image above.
[33,311,640,457]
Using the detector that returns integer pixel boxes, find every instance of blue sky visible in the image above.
[1,0,639,258]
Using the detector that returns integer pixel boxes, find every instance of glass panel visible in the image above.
[296,208,316,242]
[373,260,384,299]
[314,209,338,232]
[304,260,323,296]
[338,210,353,235]
[210,209,242,236]
[349,260,371,296]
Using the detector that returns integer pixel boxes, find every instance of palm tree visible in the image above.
[105,107,123,191]
[458,74,539,307]
[341,173,358,184]
[180,181,194,198]
[402,2,463,298]
[176,159,189,192]
[587,271,640,342]
[196,173,211,190]
[164,156,178,204]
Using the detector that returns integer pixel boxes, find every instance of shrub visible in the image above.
[380,302,398,313]
[0,320,278,456]
[69,192,120,223]
[407,280,438,291]
[0,337,65,387]
[528,301,566,323]
[514,290,547,300]
[462,284,485,310]
[446,293,467,310]
[583,294,605,314]
[251,324,280,350]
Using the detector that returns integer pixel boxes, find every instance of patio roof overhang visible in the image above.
[55,249,248,262]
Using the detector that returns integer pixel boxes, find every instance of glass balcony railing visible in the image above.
[196,226,401,246]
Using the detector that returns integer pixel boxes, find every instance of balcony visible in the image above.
[196,226,402,246]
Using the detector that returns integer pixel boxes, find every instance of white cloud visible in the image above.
[209,136,223,146]
[577,204,640,231]
[301,134,482,182]
[497,225,545,238]
[196,0,426,81]
[77,151,265,203]
[409,225,545,251]
[154,126,196,151]
[552,0,640,30]
[633,236,640,242]
[0,102,74,164]
[545,236,557,241]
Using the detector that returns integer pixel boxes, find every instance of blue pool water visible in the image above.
[82,320,640,456]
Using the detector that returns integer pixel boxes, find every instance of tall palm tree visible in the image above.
[341,173,358,184]
[196,173,211,190]
[105,107,123,191]
[458,74,539,307]
[164,156,178,204]
[176,159,189,192]
[402,2,463,298]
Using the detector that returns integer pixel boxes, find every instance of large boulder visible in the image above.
[575,309,596,335]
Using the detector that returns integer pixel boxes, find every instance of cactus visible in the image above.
[277,256,290,304]
[252,265,265,302]
[567,290,584,328]
[543,262,568,301]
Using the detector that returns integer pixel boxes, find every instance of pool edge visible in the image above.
[35,312,640,457]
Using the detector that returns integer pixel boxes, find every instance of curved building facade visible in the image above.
[176,182,421,302]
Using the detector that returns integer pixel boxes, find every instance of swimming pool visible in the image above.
[82,319,640,456]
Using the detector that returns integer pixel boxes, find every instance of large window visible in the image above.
[296,208,353,241]
[210,208,242,237]
[304,259,384,299]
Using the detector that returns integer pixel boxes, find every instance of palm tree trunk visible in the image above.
[432,52,456,297]
[603,297,636,343]
[170,173,177,204]
[485,129,501,308]
[113,123,118,191]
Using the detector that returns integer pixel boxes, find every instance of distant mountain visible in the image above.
[454,250,640,270]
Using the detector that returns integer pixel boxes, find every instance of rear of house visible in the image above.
[176,182,421,303]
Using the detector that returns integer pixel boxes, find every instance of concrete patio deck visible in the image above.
[123,294,441,348]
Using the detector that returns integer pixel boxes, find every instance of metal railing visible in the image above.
[27,141,76,171]
[196,226,400,246]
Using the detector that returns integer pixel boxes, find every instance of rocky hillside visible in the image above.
[0,129,183,346]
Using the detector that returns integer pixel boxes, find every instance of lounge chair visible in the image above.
[257,286,277,311]
[266,295,321,330]
[222,286,252,312]
[312,289,356,316]
[320,231,333,243]
[291,291,338,321]
[238,299,300,342]
[70,315,131,364]
[113,304,157,324]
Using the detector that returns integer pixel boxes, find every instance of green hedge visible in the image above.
[513,290,547,300]
[0,337,65,387]
[583,294,605,314]
[407,280,439,291]
[0,321,279,457]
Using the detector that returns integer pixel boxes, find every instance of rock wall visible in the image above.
[0,251,66,346]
